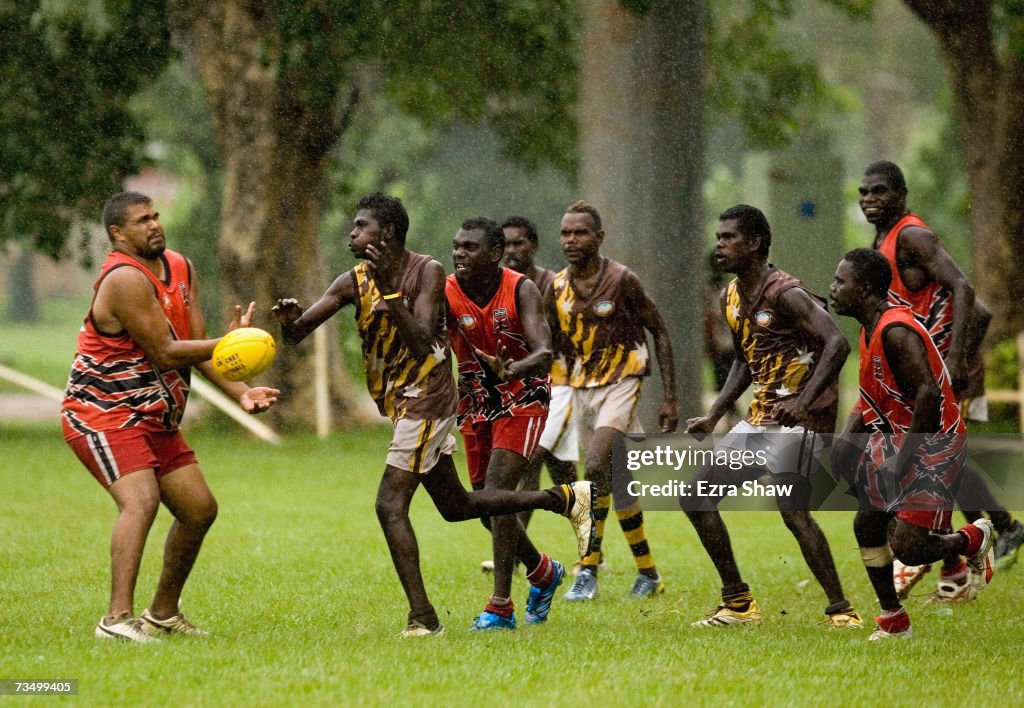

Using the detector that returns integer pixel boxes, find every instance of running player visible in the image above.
[830,247,995,639]
[446,215,588,629]
[684,204,861,628]
[548,200,678,601]
[859,160,1022,595]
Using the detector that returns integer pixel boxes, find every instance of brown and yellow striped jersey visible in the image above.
[552,258,649,389]
[353,252,458,422]
[724,266,838,433]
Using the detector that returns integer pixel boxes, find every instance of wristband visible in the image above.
[381,291,403,301]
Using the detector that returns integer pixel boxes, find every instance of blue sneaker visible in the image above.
[524,560,566,624]
[469,610,516,631]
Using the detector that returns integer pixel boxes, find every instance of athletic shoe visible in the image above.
[827,610,864,629]
[927,577,977,605]
[629,573,665,599]
[524,560,566,624]
[399,620,445,638]
[571,558,610,576]
[563,568,598,601]
[995,520,1024,570]
[965,518,995,590]
[94,615,159,643]
[893,559,932,599]
[564,481,595,557]
[867,610,912,641]
[469,610,516,631]
[140,608,208,636]
[692,600,762,627]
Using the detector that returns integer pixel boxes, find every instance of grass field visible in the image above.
[1,420,1021,706]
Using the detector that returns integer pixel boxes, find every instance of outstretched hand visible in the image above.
[229,301,257,331]
[241,386,280,414]
[475,341,516,381]
[271,298,303,325]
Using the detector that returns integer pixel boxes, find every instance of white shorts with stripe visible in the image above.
[386,415,458,474]
[538,384,579,462]
[573,376,644,438]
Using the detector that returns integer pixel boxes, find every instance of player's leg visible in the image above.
[684,422,763,625]
[146,460,217,635]
[770,428,860,625]
[854,510,911,640]
[376,461,440,633]
[67,430,162,642]
[684,467,760,625]
[106,469,161,620]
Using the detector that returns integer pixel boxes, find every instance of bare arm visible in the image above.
[95,266,218,371]
[687,288,751,435]
[508,278,552,379]
[623,271,678,433]
[900,226,974,390]
[378,260,448,359]
[771,287,850,428]
[883,324,943,476]
[273,271,357,345]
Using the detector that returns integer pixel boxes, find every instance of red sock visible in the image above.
[958,524,983,557]
[526,553,554,588]
[485,596,513,617]
[940,559,967,582]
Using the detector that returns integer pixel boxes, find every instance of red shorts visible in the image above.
[463,415,545,486]
[896,508,953,532]
[67,428,197,489]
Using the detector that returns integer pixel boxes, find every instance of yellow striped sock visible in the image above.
[617,502,655,572]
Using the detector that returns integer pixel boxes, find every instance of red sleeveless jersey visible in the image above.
[446,268,549,424]
[876,213,955,355]
[857,305,965,520]
[62,250,193,439]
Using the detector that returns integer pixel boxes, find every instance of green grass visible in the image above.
[0,296,87,393]
[1,422,1022,706]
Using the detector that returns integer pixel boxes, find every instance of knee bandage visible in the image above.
[859,545,894,568]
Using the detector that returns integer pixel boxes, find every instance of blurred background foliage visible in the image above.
[3,0,1015,426]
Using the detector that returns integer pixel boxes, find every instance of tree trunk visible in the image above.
[580,0,706,419]
[903,0,1019,337]
[188,1,361,428]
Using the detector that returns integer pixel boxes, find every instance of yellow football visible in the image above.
[212,327,277,382]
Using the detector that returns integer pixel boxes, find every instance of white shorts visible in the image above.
[538,385,579,462]
[715,419,824,478]
[573,377,644,437]
[386,416,458,474]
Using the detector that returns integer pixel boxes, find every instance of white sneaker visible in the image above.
[965,518,995,592]
[95,615,159,643]
[927,577,977,605]
[892,559,931,599]
[141,608,208,636]
[565,481,595,557]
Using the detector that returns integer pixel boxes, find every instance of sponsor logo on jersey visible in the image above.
[492,308,510,332]
[872,355,884,382]
[594,300,615,317]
